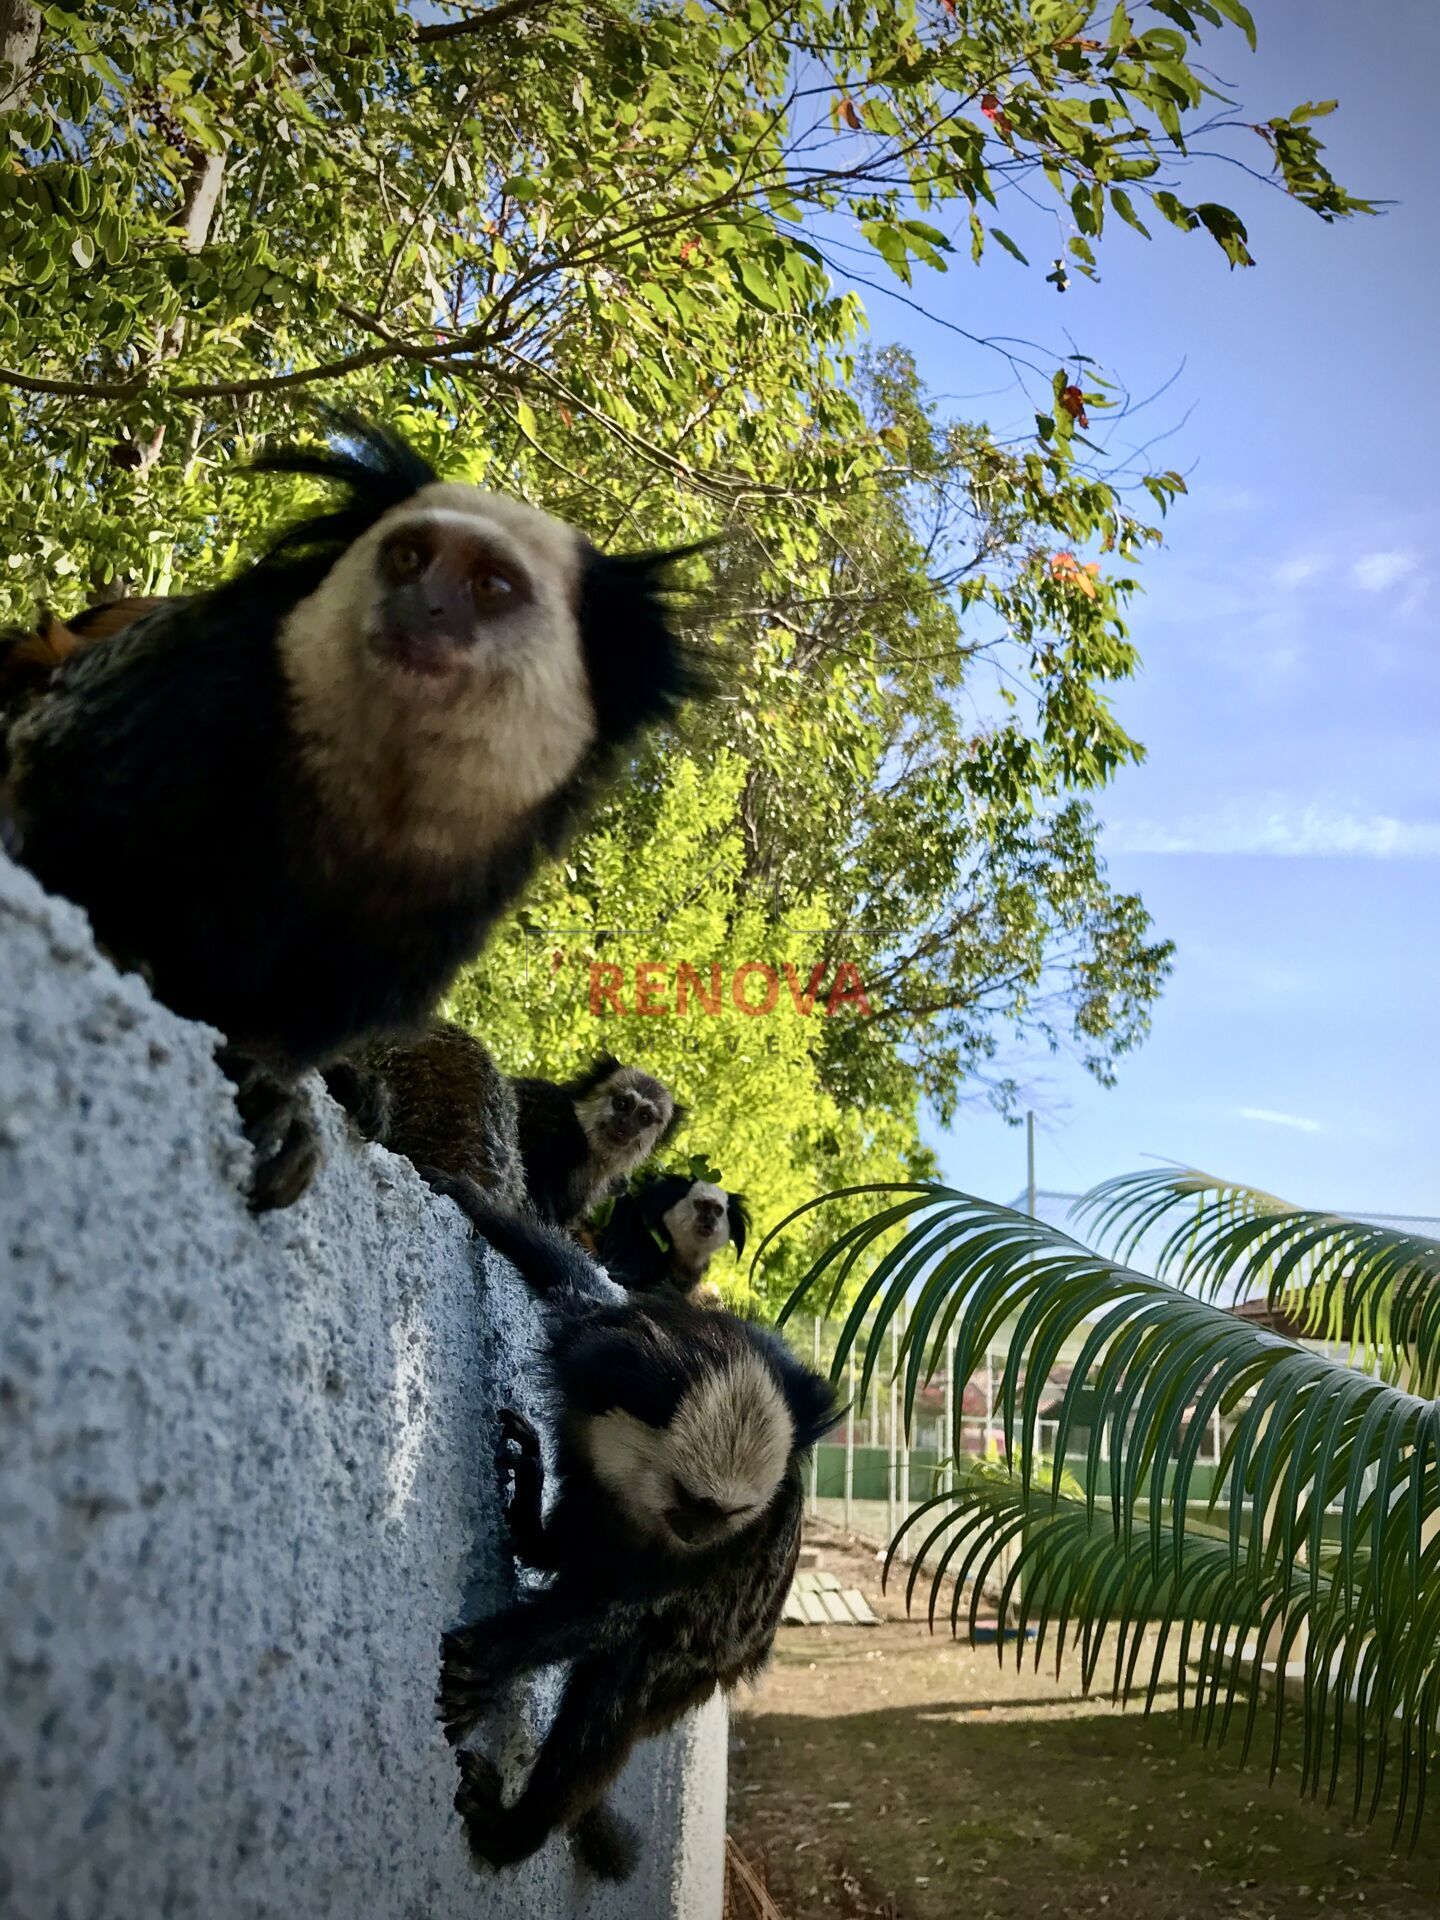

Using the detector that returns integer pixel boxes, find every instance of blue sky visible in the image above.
[837,3,1439,1216]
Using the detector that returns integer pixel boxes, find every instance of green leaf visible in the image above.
[1290,99,1339,122]
[989,227,1029,265]
[1209,0,1257,50]
[1195,201,1255,267]
[732,254,784,310]
[861,219,912,283]
[1108,187,1150,237]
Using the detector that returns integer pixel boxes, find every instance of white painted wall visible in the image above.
[0,850,724,1920]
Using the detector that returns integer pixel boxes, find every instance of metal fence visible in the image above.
[793,1308,1229,1555]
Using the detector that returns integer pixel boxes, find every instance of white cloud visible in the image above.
[1350,550,1418,593]
[1109,802,1440,859]
[1273,554,1323,590]
[1238,1107,1322,1135]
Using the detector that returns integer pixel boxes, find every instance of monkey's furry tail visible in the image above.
[572,1800,641,1881]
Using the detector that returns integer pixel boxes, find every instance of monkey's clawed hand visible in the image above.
[216,1045,319,1213]
[436,1626,502,1744]
[495,1407,540,1510]
[454,1751,526,1870]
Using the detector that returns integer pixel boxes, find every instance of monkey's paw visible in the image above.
[495,1408,540,1491]
[437,1630,502,1742]
[216,1046,320,1212]
[415,1164,492,1233]
[454,1751,528,1870]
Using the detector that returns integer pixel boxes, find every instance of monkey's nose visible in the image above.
[665,1491,727,1546]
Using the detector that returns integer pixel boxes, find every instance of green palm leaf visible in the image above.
[1073,1166,1440,1392]
[892,1457,1440,1842]
[760,1180,1440,1832]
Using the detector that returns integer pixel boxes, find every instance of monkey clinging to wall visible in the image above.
[3,415,707,1210]
[420,1182,839,1882]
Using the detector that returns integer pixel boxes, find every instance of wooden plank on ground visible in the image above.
[839,1587,879,1624]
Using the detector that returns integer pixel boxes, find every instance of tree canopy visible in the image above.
[2,2,1367,1294]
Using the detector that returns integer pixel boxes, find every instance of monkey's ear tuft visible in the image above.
[249,411,439,568]
[658,1099,687,1147]
[636,1173,684,1227]
[578,543,716,748]
[727,1191,749,1259]
[565,1052,623,1098]
[787,1363,844,1451]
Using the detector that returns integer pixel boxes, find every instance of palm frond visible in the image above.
[896,1458,1440,1841]
[761,1181,1440,1828]
[1074,1167,1440,1393]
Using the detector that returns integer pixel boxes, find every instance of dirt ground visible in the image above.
[728,1519,1440,1920]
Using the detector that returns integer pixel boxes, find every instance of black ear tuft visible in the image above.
[577,543,715,749]
[638,1173,686,1228]
[726,1190,749,1259]
[558,1319,686,1427]
[248,411,439,570]
[782,1354,844,1452]
[658,1099,687,1148]
[564,1052,623,1098]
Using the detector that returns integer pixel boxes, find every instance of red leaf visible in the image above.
[1059,384,1090,429]
[840,97,862,132]
[1051,551,1099,599]
[980,92,1012,136]
[558,406,573,428]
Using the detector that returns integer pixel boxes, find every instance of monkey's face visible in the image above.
[278,483,600,857]
[369,517,534,682]
[577,1068,675,1160]
[662,1181,732,1264]
[582,1349,793,1554]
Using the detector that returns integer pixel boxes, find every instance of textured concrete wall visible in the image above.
[0,849,725,1920]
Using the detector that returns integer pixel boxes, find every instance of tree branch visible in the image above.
[414,0,555,43]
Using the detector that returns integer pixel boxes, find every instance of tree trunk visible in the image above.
[0,1,41,113]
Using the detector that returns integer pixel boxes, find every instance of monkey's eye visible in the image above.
[384,538,426,582]
[636,1106,656,1130]
[612,1090,634,1114]
[472,567,518,610]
